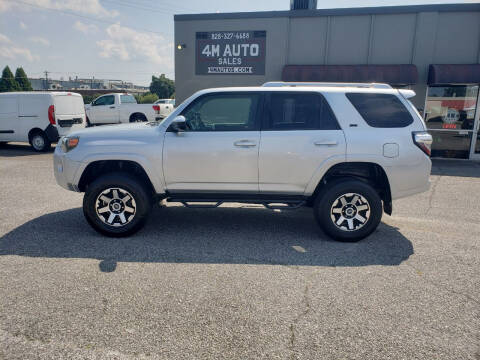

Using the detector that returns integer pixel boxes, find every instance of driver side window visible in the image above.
[93,95,114,106]
[181,93,260,131]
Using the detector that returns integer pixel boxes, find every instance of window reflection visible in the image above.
[425,85,478,131]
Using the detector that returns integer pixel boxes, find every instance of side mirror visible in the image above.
[169,115,187,133]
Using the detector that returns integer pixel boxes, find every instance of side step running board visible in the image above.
[166,198,306,210]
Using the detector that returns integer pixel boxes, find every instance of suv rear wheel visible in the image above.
[314,179,382,242]
[83,173,152,237]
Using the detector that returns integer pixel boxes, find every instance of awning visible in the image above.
[428,64,480,85]
[282,64,418,85]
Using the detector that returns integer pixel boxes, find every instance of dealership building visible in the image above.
[174,2,480,159]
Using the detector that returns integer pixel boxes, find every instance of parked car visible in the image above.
[85,93,169,126]
[0,91,86,151]
[154,98,175,106]
[54,82,432,241]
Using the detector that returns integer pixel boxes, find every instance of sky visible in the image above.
[0,0,478,86]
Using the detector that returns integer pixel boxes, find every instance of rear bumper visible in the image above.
[45,124,59,142]
[387,155,432,200]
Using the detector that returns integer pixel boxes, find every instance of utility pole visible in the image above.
[44,70,49,90]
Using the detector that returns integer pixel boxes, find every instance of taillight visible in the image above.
[152,105,160,114]
[48,105,55,125]
[412,131,433,157]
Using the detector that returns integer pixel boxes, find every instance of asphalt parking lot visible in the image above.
[0,143,479,360]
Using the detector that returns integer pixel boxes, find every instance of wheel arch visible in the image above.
[78,159,157,196]
[309,161,392,215]
[28,127,44,141]
[129,112,147,122]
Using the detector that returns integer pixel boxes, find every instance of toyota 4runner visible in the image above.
[54,82,432,241]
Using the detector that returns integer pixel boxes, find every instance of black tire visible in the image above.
[0,142,8,147]
[29,131,51,152]
[83,172,153,237]
[314,179,382,242]
[129,113,147,123]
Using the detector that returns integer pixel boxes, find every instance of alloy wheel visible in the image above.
[32,135,45,150]
[330,192,370,232]
[95,187,137,227]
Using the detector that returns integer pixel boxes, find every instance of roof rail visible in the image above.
[262,81,393,89]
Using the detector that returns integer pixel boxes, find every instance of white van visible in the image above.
[0,92,86,151]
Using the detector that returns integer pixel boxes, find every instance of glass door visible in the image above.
[470,88,480,160]
[424,85,479,159]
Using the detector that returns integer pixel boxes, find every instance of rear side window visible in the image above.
[346,93,414,128]
[120,95,136,104]
[266,92,340,130]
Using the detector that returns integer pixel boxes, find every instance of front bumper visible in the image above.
[53,145,83,192]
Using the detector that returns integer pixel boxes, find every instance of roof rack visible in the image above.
[262,81,393,89]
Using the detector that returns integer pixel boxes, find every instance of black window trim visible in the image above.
[175,91,265,132]
[262,91,341,131]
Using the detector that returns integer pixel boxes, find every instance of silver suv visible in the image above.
[54,82,432,241]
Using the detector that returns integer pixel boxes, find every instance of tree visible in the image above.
[15,67,33,91]
[0,66,20,92]
[135,92,159,104]
[149,74,174,99]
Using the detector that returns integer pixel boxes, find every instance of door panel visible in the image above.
[91,95,117,123]
[17,94,49,142]
[259,130,346,193]
[163,92,262,193]
[0,95,18,142]
[259,91,346,194]
[163,131,260,192]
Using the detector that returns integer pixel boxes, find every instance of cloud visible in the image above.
[96,24,173,69]
[73,20,98,34]
[29,36,50,46]
[0,32,38,62]
[0,46,39,62]
[20,21,27,30]
[0,0,118,17]
[0,33,10,43]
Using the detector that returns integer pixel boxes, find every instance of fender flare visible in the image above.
[74,153,166,194]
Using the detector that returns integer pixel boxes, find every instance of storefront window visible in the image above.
[424,85,479,158]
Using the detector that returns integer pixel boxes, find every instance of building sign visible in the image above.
[196,31,266,75]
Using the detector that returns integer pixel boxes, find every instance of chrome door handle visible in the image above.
[234,140,257,147]
[314,140,338,146]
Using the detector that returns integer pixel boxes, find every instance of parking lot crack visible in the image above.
[426,175,442,214]
[288,283,312,360]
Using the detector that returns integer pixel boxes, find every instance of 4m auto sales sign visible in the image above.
[196,31,266,75]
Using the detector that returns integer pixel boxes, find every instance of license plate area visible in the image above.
[58,118,82,127]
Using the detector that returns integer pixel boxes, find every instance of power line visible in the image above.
[5,0,173,36]
[100,0,197,14]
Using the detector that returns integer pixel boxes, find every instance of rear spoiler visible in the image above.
[398,89,416,99]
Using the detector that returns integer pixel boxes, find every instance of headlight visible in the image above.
[61,136,80,152]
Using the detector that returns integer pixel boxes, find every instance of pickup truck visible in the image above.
[85,93,172,126]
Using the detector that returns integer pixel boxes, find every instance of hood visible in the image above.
[68,122,157,139]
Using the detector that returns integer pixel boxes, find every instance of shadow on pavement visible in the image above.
[0,206,413,272]
[431,158,480,178]
[0,143,54,157]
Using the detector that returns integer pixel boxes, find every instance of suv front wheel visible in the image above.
[83,173,152,237]
[314,180,383,242]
